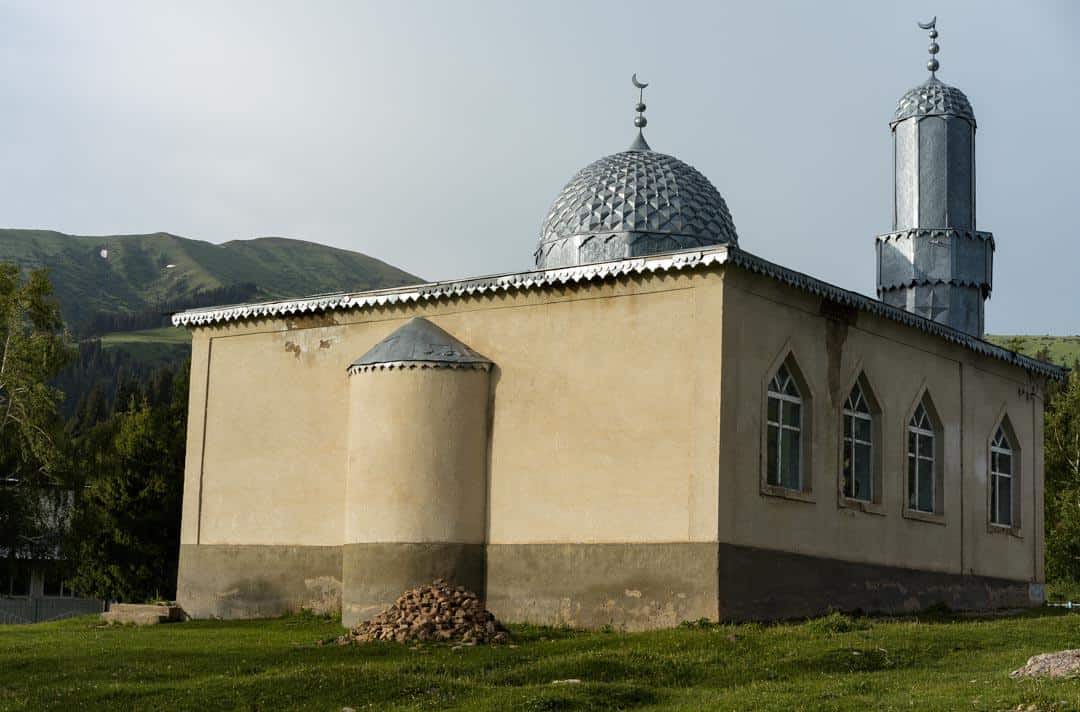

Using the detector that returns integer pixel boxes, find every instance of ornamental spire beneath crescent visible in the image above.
[629,73,651,152]
[918,17,941,76]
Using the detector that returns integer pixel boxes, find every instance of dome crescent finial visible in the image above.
[918,17,940,76]
[629,73,651,151]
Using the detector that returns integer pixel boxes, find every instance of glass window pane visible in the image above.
[918,457,934,512]
[998,477,1012,526]
[843,414,852,438]
[784,379,800,397]
[767,396,779,424]
[918,433,933,457]
[998,453,1011,476]
[767,424,779,486]
[854,442,872,501]
[43,572,61,597]
[854,416,872,442]
[907,455,917,509]
[782,428,800,490]
[11,565,30,597]
[908,430,917,456]
[842,440,853,498]
[783,401,801,428]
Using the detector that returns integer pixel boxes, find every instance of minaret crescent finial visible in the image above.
[629,73,651,151]
[918,17,940,76]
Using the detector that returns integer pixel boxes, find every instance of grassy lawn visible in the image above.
[2,611,1080,711]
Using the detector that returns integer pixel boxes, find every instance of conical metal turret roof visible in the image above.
[348,318,491,373]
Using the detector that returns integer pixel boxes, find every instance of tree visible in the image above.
[67,361,189,601]
[1005,336,1027,354]
[0,264,71,576]
[1045,369,1080,581]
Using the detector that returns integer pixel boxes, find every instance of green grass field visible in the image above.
[98,327,192,368]
[2,611,1080,711]
[99,326,192,346]
[986,334,1080,368]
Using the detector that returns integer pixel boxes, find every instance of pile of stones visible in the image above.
[336,579,509,645]
[1010,649,1080,678]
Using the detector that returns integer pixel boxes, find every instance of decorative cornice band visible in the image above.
[875,228,995,248]
[172,245,1064,381]
[347,361,493,375]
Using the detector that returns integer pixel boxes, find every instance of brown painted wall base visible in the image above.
[485,542,719,631]
[177,544,342,619]
[717,543,1039,621]
[342,543,485,627]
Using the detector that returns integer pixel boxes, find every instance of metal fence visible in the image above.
[0,597,105,624]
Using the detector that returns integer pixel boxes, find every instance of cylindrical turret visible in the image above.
[876,19,994,337]
[342,318,492,627]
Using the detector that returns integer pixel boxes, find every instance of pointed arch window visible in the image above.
[767,363,803,490]
[990,426,1014,527]
[907,402,937,513]
[842,381,874,502]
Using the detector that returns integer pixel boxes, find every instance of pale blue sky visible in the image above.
[0,1,1076,333]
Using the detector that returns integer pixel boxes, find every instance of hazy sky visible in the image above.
[0,1,1076,334]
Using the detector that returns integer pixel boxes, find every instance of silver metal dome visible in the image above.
[892,77,975,126]
[535,147,738,270]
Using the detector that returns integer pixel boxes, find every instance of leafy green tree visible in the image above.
[0,264,71,576]
[1046,369,1080,581]
[68,362,188,601]
[1005,336,1027,353]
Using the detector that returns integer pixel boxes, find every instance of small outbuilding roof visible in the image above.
[347,317,491,373]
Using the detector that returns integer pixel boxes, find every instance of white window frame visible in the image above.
[766,364,803,491]
[907,402,936,514]
[842,381,874,502]
[990,426,1014,528]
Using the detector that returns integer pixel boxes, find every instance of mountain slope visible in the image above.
[985,334,1080,368]
[0,229,421,329]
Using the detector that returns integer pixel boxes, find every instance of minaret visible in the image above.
[876,18,994,337]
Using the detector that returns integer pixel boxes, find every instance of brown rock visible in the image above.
[333,579,509,646]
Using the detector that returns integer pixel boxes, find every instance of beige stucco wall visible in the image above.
[346,367,490,544]
[718,268,1044,583]
[179,269,725,550]
[178,261,1044,597]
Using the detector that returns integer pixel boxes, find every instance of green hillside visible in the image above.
[986,334,1080,368]
[0,229,421,329]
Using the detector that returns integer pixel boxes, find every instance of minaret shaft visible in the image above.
[893,115,975,231]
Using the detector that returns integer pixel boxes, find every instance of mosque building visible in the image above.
[172,21,1064,628]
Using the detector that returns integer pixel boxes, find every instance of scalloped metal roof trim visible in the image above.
[875,228,995,246]
[878,278,991,289]
[172,246,1064,380]
[347,361,493,375]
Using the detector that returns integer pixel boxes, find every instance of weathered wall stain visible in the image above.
[821,299,854,406]
[286,314,340,330]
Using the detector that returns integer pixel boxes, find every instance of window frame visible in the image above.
[760,352,814,503]
[838,373,884,514]
[902,393,946,524]
[987,417,1022,536]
